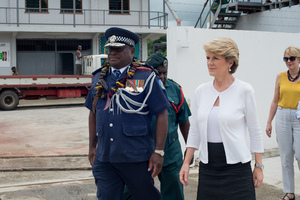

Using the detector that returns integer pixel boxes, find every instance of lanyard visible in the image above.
[171,86,184,113]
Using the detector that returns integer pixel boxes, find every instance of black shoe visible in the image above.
[281,193,295,200]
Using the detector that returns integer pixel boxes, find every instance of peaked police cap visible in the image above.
[104,27,139,47]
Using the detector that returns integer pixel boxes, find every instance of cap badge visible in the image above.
[163,59,168,67]
[109,35,117,43]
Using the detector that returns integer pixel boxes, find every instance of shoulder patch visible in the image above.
[158,79,166,90]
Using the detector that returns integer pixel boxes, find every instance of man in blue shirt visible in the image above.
[85,27,170,200]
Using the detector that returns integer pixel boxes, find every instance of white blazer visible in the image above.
[187,79,264,164]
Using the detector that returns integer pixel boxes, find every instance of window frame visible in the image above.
[25,0,49,13]
[60,0,83,14]
[109,0,130,14]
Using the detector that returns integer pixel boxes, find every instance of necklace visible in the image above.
[287,68,300,82]
[95,60,143,98]
[92,60,142,112]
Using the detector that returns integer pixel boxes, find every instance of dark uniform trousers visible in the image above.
[158,159,184,200]
[93,160,162,200]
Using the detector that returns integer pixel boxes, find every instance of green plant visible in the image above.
[148,35,167,57]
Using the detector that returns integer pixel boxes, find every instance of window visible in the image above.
[61,0,82,13]
[56,39,91,51]
[109,0,129,14]
[17,39,91,51]
[17,40,55,51]
[25,0,48,12]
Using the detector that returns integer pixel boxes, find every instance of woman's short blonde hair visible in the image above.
[284,46,300,58]
[203,38,239,74]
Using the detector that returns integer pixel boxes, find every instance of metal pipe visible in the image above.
[17,0,19,27]
[164,0,181,26]
[73,0,76,27]
[148,0,150,28]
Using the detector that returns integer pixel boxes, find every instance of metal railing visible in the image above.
[194,0,222,28]
[194,0,298,28]
[0,7,168,29]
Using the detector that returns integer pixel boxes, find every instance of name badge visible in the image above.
[125,79,145,92]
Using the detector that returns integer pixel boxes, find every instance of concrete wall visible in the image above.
[236,5,300,33]
[0,33,14,75]
[167,26,300,152]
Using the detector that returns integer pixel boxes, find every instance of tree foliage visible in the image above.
[147,35,167,57]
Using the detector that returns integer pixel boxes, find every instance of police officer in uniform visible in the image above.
[85,27,170,200]
[148,53,191,200]
[123,53,191,200]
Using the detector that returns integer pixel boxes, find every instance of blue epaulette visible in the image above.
[139,63,158,75]
[92,66,104,75]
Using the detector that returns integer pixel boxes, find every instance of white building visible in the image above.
[0,0,167,75]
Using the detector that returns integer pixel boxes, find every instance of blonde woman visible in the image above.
[180,38,264,199]
[266,46,300,200]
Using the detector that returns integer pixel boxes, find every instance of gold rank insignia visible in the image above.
[125,79,145,92]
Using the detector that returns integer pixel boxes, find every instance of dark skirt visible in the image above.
[197,143,255,200]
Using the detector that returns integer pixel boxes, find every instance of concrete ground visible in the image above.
[0,98,300,200]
